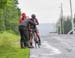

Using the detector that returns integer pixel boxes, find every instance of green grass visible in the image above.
[0,31,30,58]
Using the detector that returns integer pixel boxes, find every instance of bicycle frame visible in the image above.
[30,30,40,48]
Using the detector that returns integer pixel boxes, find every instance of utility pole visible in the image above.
[60,3,64,34]
[56,0,64,34]
[69,0,74,34]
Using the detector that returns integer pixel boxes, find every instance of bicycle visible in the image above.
[30,29,40,48]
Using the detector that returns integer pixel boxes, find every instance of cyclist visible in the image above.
[29,14,41,47]
[19,13,35,48]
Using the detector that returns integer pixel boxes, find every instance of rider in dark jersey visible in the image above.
[29,14,41,47]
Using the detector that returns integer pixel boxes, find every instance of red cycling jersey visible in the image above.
[19,17,24,23]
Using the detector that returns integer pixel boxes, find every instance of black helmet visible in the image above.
[31,14,36,18]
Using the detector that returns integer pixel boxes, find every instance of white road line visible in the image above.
[41,41,62,55]
[30,41,62,58]
[53,37,72,49]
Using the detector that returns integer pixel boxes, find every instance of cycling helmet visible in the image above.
[31,14,36,18]
[22,13,26,17]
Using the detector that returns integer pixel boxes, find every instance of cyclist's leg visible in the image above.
[27,29,34,48]
[23,28,30,47]
[29,32,34,47]
[19,26,25,48]
[27,29,30,47]
[28,26,33,47]
[36,31,41,45]
[27,26,30,47]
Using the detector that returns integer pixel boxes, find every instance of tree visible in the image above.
[57,16,72,34]
[64,17,72,34]
[0,0,21,33]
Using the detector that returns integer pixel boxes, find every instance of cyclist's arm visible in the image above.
[19,18,22,23]
[35,18,39,25]
[28,19,36,25]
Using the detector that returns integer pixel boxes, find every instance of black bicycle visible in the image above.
[30,29,40,48]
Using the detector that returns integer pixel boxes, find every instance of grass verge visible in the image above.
[0,31,30,58]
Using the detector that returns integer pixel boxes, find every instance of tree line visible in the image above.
[57,16,75,34]
[0,0,21,33]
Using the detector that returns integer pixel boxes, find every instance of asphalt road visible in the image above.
[30,34,75,58]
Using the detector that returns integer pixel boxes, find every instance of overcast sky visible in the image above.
[18,0,75,23]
